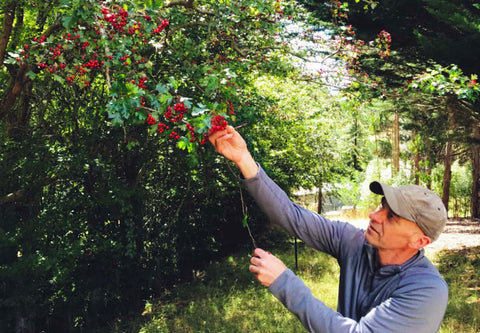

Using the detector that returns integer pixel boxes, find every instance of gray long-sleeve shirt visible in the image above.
[242,166,448,333]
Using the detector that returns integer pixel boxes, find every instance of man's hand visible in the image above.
[249,248,288,287]
[208,125,258,179]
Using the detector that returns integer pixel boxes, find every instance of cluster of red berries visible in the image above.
[33,35,46,43]
[144,99,230,145]
[153,19,170,34]
[49,45,63,61]
[119,54,130,66]
[84,59,103,69]
[63,33,81,41]
[210,115,228,134]
[15,3,171,90]
[136,77,147,89]
[157,123,169,134]
[169,131,181,140]
[146,114,157,125]
[101,6,129,32]
[165,102,188,123]
[128,22,142,35]
[186,123,196,142]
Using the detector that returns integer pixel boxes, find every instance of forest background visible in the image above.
[1,0,479,331]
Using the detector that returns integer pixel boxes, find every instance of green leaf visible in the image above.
[169,77,180,90]
[62,16,76,29]
[242,214,248,228]
[177,137,188,150]
[187,141,196,153]
[155,84,169,94]
[52,74,65,84]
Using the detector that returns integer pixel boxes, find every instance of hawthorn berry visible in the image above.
[146,114,157,125]
[209,115,228,134]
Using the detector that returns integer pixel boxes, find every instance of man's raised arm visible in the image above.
[208,125,258,179]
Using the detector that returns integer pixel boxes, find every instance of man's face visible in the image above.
[365,197,424,251]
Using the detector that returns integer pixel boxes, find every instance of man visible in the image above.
[209,126,448,333]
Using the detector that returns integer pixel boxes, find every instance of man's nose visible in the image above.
[369,210,383,224]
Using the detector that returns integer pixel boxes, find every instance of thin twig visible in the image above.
[226,161,257,249]
[234,123,248,130]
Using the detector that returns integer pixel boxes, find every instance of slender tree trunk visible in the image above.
[471,126,480,218]
[426,163,432,190]
[392,111,400,175]
[412,130,420,185]
[442,100,455,214]
[0,2,16,66]
[317,183,323,214]
[442,141,452,213]
[353,117,360,171]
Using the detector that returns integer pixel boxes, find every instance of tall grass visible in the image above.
[124,236,479,333]
[436,246,480,333]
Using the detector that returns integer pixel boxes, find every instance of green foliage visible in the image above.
[6,0,299,155]
[437,246,480,333]
[250,75,346,192]
[410,64,480,102]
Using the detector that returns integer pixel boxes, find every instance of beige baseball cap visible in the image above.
[369,181,447,241]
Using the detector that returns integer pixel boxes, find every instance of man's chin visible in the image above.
[364,230,376,246]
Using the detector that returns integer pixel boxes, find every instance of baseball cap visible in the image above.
[369,181,447,241]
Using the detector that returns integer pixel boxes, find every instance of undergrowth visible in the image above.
[115,234,480,333]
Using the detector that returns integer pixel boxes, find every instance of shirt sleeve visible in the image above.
[269,269,448,333]
[241,165,355,257]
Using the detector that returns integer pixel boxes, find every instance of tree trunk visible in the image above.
[317,183,323,214]
[412,130,420,185]
[442,140,452,213]
[471,125,480,219]
[0,2,16,66]
[392,111,400,175]
[425,163,432,190]
[442,100,455,214]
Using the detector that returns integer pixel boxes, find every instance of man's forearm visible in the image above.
[236,151,258,179]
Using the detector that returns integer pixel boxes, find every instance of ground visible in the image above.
[423,219,480,259]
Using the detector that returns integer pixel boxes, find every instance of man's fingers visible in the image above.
[253,248,268,258]
[208,129,227,144]
[208,130,232,150]
[250,256,261,266]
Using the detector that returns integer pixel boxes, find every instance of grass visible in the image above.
[436,246,480,333]
[119,235,480,333]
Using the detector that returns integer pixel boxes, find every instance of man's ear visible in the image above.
[409,234,432,250]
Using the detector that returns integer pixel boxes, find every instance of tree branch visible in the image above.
[0,189,26,205]
[0,2,16,66]
[0,19,62,122]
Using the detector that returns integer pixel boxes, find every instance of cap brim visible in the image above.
[369,181,413,222]
[369,181,384,195]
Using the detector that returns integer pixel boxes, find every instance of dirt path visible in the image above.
[423,219,480,259]
[345,218,480,259]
